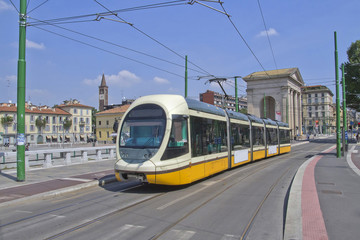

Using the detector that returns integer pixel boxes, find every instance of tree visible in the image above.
[35,117,46,131]
[92,108,98,135]
[1,116,13,126]
[345,40,360,111]
[63,118,72,131]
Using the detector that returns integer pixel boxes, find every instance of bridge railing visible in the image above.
[0,146,117,170]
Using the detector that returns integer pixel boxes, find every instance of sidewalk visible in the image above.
[285,142,360,240]
[0,159,117,207]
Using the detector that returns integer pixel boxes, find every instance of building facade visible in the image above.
[243,68,304,137]
[57,99,93,143]
[199,90,247,112]
[0,102,71,145]
[95,104,130,143]
[301,85,335,134]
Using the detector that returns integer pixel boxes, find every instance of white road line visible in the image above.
[347,145,360,177]
[167,230,196,240]
[105,224,145,239]
[221,234,241,240]
[157,181,218,210]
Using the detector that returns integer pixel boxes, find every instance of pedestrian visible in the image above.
[356,133,359,143]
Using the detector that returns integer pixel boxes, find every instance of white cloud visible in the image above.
[0,0,12,11]
[257,28,279,37]
[153,76,170,84]
[83,70,141,88]
[26,39,45,50]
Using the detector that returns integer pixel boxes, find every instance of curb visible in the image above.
[0,176,117,208]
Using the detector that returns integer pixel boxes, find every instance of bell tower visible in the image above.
[99,74,108,111]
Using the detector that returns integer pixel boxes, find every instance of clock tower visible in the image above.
[99,74,108,111]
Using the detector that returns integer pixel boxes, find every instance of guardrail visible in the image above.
[0,146,116,170]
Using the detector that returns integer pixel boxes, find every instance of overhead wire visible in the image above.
[218,1,271,79]
[257,0,278,70]
[28,1,188,26]
[31,25,185,79]
[27,0,50,14]
[8,0,19,13]
[93,0,213,76]
[27,16,207,74]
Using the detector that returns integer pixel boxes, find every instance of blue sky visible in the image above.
[1,0,359,109]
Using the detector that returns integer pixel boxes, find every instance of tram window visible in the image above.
[252,126,264,147]
[266,128,278,145]
[231,123,250,150]
[279,129,290,144]
[190,116,227,157]
[161,116,189,160]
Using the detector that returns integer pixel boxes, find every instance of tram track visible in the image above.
[1,141,334,239]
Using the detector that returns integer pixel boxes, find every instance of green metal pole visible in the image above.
[264,93,266,118]
[334,31,341,158]
[341,63,347,145]
[17,0,27,181]
[185,55,188,98]
[235,77,239,112]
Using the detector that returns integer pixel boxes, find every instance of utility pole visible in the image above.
[17,0,27,181]
[334,31,341,158]
[185,55,188,98]
[341,63,347,147]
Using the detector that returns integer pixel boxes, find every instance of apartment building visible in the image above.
[200,90,247,112]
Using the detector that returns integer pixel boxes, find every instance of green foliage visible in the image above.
[63,119,72,130]
[239,108,247,114]
[1,116,13,125]
[35,117,46,129]
[92,108,98,134]
[345,40,360,111]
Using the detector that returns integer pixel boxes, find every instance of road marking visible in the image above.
[221,234,241,240]
[157,181,218,210]
[61,177,92,182]
[166,230,195,240]
[106,224,145,239]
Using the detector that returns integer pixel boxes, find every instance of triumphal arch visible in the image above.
[243,68,304,137]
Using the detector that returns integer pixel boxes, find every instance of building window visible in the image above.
[53,116,56,124]
[322,98,325,103]
[73,117,77,124]
[309,112,312,118]
[106,120,109,125]
[30,115,34,123]
[315,93,318,97]
[322,112,325,117]
[52,126,56,133]
[45,125,50,131]
[46,116,49,124]
[99,121,101,126]
[308,106,312,112]
[308,94,311,98]
[322,93,324,97]
[99,131,102,138]
[74,109,77,114]
[30,125,35,131]
[86,117,89,124]
[315,112,318,117]
[315,98,318,103]
[315,106,318,110]
[309,120,312,125]
[308,99,311,104]
[107,131,109,138]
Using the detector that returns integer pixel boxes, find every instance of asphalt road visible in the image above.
[0,140,335,240]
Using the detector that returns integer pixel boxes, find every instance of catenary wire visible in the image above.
[8,0,19,13]
[27,16,207,74]
[27,0,50,14]
[32,25,184,79]
[94,0,213,76]
[218,1,271,79]
[28,1,189,26]
[257,0,278,70]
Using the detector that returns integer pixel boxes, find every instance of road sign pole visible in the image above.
[341,63,347,146]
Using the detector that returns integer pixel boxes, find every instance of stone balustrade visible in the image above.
[0,146,116,170]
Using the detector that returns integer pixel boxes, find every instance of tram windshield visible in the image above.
[119,104,166,149]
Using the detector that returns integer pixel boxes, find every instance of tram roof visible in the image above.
[186,98,226,117]
[226,110,249,122]
[263,118,277,126]
[275,121,289,128]
[247,114,264,124]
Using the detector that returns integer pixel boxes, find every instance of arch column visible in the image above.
[294,90,299,136]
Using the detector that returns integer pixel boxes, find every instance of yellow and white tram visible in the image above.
[114,95,291,185]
